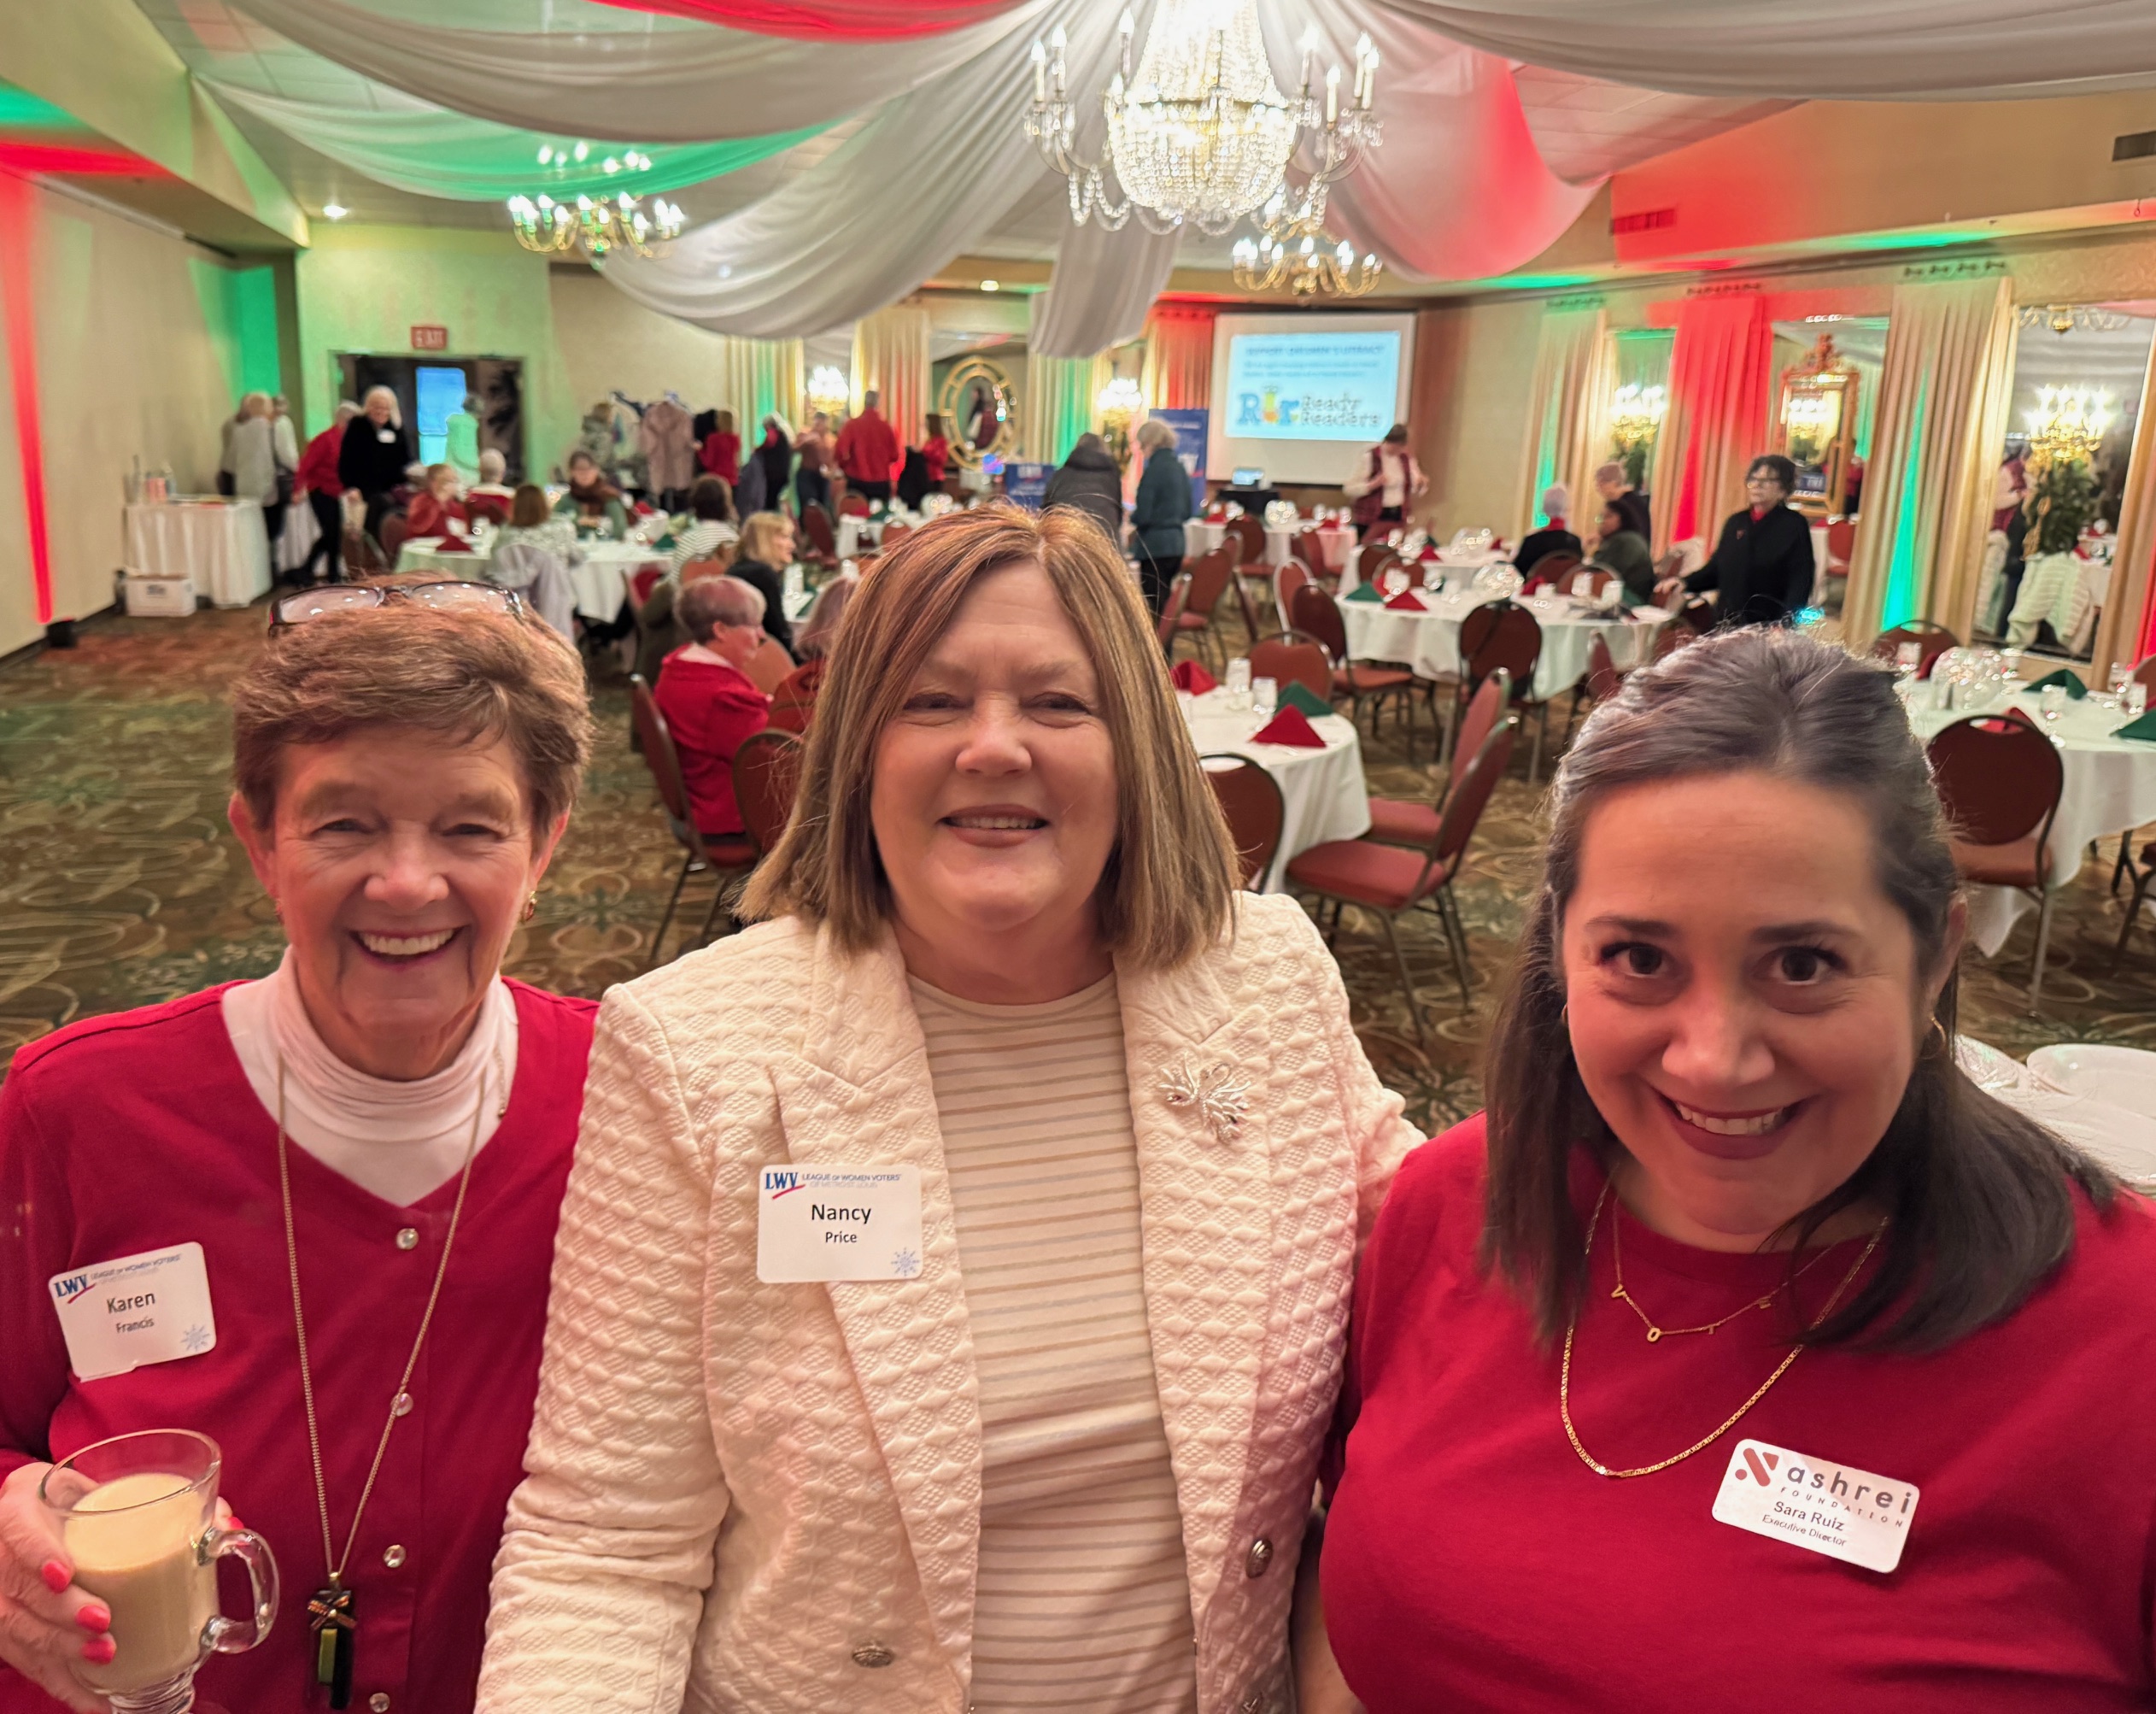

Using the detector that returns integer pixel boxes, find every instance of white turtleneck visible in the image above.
[221,949,519,1207]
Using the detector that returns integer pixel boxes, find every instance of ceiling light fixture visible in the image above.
[1232,185,1380,298]
[320,203,348,220]
[506,191,683,263]
[980,279,1000,291]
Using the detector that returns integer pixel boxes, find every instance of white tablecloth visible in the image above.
[1909,690,2156,955]
[1184,519,1227,558]
[397,537,668,621]
[126,500,270,608]
[1338,587,1671,702]
[836,509,924,560]
[1183,689,1370,891]
[1339,547,1507,591]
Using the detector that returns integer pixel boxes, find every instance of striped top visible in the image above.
[911,973,1198,1714]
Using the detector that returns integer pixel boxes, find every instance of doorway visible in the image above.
[337,355,526,480]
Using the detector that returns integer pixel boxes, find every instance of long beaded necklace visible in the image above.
[1561,1179,1886,1481]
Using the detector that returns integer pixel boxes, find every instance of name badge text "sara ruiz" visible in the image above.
[756,1166,925,1283]
[1712,1438,1920,1574]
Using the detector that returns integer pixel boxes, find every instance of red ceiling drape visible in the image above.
[588,0,1022,37]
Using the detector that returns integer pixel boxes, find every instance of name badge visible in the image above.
[756,1166,923,1283]
[49,1243,218,1383]
[1712,1438,1919,1574]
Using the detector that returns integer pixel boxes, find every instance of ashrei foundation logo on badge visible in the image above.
[1714,1438,1921,1573]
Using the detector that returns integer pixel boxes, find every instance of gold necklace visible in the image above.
[1610,1190,1843,1341]
[276,1058,489,1709]
[1561,1180,1885,1480]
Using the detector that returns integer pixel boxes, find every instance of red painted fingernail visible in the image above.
[81,1635,116,1664]
[76,1602,110,1634]
[226,1515,243,1532]
[39,1559,69,1593]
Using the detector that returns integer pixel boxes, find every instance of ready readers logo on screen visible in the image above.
[1224,328,1401,443]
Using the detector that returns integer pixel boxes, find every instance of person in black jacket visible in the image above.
[1664,454,1815,628]
[337,385,413,545]
[1594,461,1651,543]
[1041,432,1126,547]
[1514,484,1582,579]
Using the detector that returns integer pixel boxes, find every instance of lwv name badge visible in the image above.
[1712,1439,1920,1574]
[756,1166,924,1283]
[50,1242,218,1382]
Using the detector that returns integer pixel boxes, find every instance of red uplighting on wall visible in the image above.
[0,141,151,178]
[0,171,52,625]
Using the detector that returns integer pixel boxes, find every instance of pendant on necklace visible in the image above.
[308,1584,357,1709]
[1644,1326,1662,1343]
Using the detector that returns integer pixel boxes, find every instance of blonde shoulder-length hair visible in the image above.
[743,505,1239,969]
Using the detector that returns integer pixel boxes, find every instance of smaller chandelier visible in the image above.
[2025,384,2112,468]
[506,191,683,261]
[806,367,849,420]
[1096,375,1145,467]
[2021,303,2135,338]
[1232,186,1380,298]
[1608,384,1667,451]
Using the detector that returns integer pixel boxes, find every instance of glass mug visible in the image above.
[40,1430,278,1714]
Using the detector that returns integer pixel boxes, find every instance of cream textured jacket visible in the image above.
[478,893,1416,1714]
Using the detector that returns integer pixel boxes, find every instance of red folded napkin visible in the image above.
[1170,659,1217,693]
[431,534,472,554]
[1385,589,1427,611]
[1420,546,1440,561]
[1249,705,1326,748]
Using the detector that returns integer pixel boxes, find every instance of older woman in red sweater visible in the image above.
[652,576,771,840]
[1305,629,2156,1713]
[0,583,596,1714]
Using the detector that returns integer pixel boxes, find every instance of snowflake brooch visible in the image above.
[1160,1060,1251,1143]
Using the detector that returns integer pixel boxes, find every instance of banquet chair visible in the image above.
[1363,670,1512,854]
[1557,632,1624,754]
[466,493,511,526]
[1176,549,1240,672]
[839,492,871,519]
[1825,518,1857,578]
[1567,567,1618,601]
[1359,548,1406,596]
[800,502,840,569]
[1520,552,1582,596]
[1224,514,1265,568]
[1456,599,1549,780]
[1249,634,1333,702]
[1927,713,2065,1007]
[340,528,386,580]
[1157,572,1193,654]
[743,637,795,695]
[881,520,913,549]
[1198,754,1286,890]
[630,674,759,970]
[378,513,411,564]
[1292,530,1329,581]
[1872,620,1960,678]
[1274,561,1314,636]
[732,729,805,855]
[1287,713,1519,1041]
[1289,582,1421,755]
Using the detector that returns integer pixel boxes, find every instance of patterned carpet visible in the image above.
[5,604,2156,1137]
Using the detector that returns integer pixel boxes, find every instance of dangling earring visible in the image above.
[270,897,283,921]
[1930,1017,1950,1055]
[520,893,539,923]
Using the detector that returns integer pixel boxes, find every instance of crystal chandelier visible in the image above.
[1096,375,1145,467]
[1608,384,1667,450]
[1231,184,1380,298]
[506,191,683,262]
[2025,384,2112,469]
[1028,2,1380,237]
[806,367,850,420]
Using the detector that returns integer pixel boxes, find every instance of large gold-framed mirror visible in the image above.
[1775,333,1860,518]
[939,356,1016,469]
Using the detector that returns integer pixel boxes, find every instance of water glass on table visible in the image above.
[39,1429,278,1714]
[2128,683,2150,719]
[1225,656,1253,709]
[1252,676,1278,718]
[2039,684,2069,725]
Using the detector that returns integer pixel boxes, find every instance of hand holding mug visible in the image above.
[0,1462,112,1712]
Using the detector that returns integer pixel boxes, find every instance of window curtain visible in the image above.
[2092,331,2156,678]
[850,304,933,449]
[1841,273,2017,648]
[1024,299,1110,466]
[724,338,804,434]
[1649,291,1773,558]
[1516,302,1614,537]
[1141,305,1216,412]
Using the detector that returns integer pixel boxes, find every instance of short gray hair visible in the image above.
[1134,418,1175,452]
[678,575,765,643]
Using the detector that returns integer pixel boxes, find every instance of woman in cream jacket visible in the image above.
[480,507,1416,1714]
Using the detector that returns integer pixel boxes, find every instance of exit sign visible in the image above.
[410,325,448,350]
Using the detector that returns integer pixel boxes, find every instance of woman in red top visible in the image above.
[293,400,360,584]
[698,408,740,484]
[404,463,470,542]
[0,584,596,1714]
[765,572,854,735]
[1306,628,2156,1713]
[653,577,771,838]
[920,414,950,484]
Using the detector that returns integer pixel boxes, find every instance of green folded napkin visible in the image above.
[1343,580,1383,603]
[2112,710,2156,743]
[653,532,677,552]
[2024,668,2087,699]
[1276,680,1333,719]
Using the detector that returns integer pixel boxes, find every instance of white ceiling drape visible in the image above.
[1027,206,1183,360]
[223,0,1048,140]
[1369,0,2156,102]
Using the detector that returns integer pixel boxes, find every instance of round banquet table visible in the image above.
[1337,586,1671,703]
[1908,690,2156,956]
[1182,688,1370,892]
[1183,519,1228,558]
[126,498,271,609]
[837,508,925,561]
[397,537,669,622]
[1339,545,1507,591]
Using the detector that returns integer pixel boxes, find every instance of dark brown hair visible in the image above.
[689,474,735,522]
[741,505,1239,966]
[508,483,549,529]
[1482,626,2117,1351]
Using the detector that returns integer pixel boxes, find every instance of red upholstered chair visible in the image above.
[1274,561,1314,637]
[1520,552,1582,596]
[800,502,839,568]
[742,638,794,696]
[1156,571,1193,653]
[1290,581,1421,754]
[839,491,871,518]
[880,519,913,549]
[1176,548,1240,671]
[1872,620,1960,678]
[1825,518,1857,577]
[1224,514,1264,568]
[1292,530,1328,579]
[1557,631,1626,752]
[731,728,803,854]
[1249,634,1332,702]
[1199,754,1286,890]
[630,673,759,970]
[1364,669,1511,854]
[1567,566,1618,600]
[630,566,666,608]
[1926,713,2065,1006]
[1288,712,1519,1039]
[1455,599,1549,779]
[1359,548,1406,596]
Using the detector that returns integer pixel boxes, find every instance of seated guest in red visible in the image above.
[767,573,854,735]
[0,583,597,1714]
[404,461,471,539]
[653,577,772,838]
[1304,628,2156,1714]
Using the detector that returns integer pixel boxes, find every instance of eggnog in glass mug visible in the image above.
[39,1430,277,1713]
